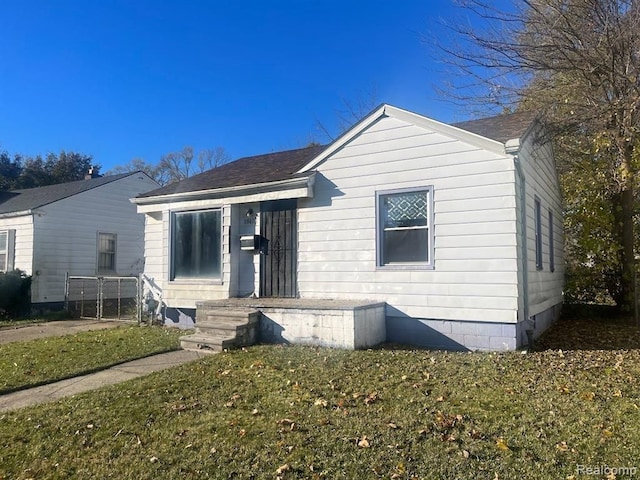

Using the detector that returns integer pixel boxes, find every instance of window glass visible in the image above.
[535,197,543,270]
[379,189,432,266]
[0,231,6,272]
[98,233,117,273]
[549,209,555,272]
[172,210,222,279]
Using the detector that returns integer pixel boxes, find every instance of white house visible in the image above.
[0,171,159,310]
[133,105,564,350]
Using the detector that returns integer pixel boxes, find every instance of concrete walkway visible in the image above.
[0,320,208,412]
[0,319,127,344]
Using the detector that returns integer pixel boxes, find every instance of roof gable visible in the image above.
[296,105,537,173]
[0,172,146,215]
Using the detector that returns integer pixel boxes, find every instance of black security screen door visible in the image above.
[260,199,297,297]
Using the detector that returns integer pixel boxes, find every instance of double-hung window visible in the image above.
[377,187,434,268]
[0,231,8,272]
[171,209,222,280]
[0,230,15,273]
[97,232,117,273]
[534,197,543,270]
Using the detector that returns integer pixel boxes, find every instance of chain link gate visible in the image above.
[64,274,142,323]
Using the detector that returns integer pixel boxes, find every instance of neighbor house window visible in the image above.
[549,209,555,272]
[377,187,434,268]
[0,231,8,272]
[534,197,543,270]
[171,209,222,280]
[0,230,15,272]
[97,232,117,273]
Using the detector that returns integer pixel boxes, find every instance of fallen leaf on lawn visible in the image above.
[556,441,569,452]
[436,396,445,402]
[275,463,290,475]
[613,389,622,397]
[314,398,328,407]
[495,437,510,451]
[358,436,370,448]
[364,392,379,405]
[239,429,246,437]
[388,422,398,429]
[251,408,259,415]
[582,391,595,401]
[149,456,159,463]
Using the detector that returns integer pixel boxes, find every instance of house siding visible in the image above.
[0,215,34,274]
[516,126,564,339]
[30,173,158,304]
[297,115,520,326]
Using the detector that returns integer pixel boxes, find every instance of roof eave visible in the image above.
[0,209,33,219]
[132,174,315,206]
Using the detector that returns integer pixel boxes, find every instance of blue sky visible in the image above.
[0,1,485,172]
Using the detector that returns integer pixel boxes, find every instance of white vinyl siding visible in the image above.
[297,115,521,323]
[30,173,158,303]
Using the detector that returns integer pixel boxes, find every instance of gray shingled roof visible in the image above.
[138,144,327,199]
[137,110,538,200]
[453,111,538,144]
[0,172,137,215]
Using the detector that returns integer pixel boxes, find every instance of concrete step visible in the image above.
[196,308,260,325]
[179,333,235,353]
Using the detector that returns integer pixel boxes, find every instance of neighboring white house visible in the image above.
[133,104,564,350]
[0,171,159,310]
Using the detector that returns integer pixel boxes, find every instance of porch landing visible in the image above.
[196,298,387,349]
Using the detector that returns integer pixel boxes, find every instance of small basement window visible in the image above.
[377,187,434,268]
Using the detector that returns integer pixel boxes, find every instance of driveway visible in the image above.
[0,319,127,344]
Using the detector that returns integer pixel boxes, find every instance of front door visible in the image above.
[260,199,297,297]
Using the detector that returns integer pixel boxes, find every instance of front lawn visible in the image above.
[1,312,639,479]
[0,326,183,393]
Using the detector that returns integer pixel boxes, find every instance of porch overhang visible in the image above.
[132,173,316,213]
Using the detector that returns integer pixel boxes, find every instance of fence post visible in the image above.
[64,272,69,312]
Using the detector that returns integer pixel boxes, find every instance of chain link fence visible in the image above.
[64,274,141,323]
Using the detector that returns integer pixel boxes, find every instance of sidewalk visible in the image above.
[0,349,206,412]
[0,319,209,412]
[0,319,127,344]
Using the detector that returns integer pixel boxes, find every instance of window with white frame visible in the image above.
[534,197,543,270]
[377,187,434,267]
[97,232,117,273]
[0,231,8,272]
[171,209,222,280]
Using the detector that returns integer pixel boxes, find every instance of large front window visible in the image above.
[377,187,434,267]
[171,209,222,280]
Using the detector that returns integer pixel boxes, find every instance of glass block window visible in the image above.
[98,233,117,273]
[171,209,222,280]
[377,187,433,267]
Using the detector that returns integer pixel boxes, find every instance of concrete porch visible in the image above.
[195,298,387,349]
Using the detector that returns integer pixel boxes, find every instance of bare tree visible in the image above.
[158,146,230,185]
[437,0,640,310]
[315,89,380,142]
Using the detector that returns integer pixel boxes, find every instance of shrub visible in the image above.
[0,269,32,319]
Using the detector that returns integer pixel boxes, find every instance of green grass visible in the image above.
[0,326,183,393]
[1,313,639,479]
